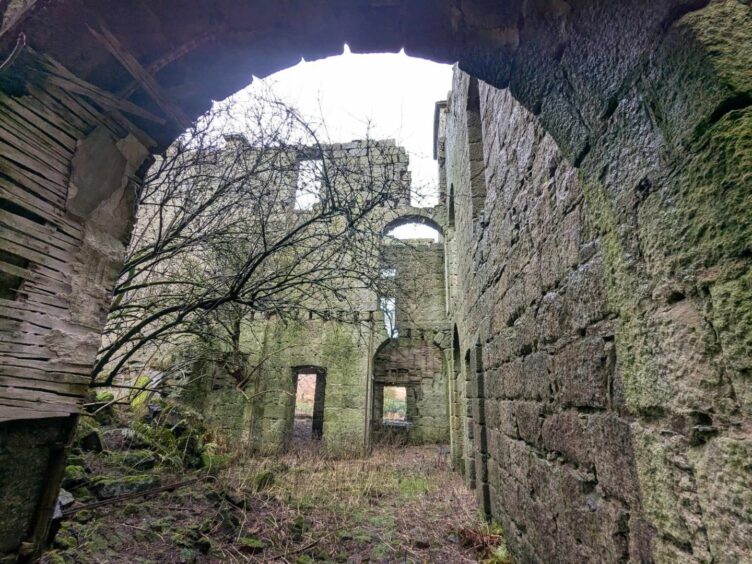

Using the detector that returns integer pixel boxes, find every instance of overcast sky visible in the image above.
[224,45,453,215]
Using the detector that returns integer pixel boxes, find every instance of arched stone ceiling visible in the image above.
[0,0,724,160]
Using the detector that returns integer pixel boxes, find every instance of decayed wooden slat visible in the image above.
[27,84,93,132]
[0,296,67,319]
[0,182,84,239]
[16,289,69,312]
[43,83,129,141]
[0,387,82,408]
[1,222,74,262]
[0,331,48,346]
[0,110,72,166]
[0,237,69,273]
[0,139,69,195]
[41,58,165,124]
[0,375,89,396]
[0,208,79,251]
[0,304,63,330]
[0,155,67,207]
[1,223,74,263]
[0,354,92,377]
[9,90,88,139]
[88,23,189,129]
[0,106,71,173]
[0,93,78,151]
[0,403,75,421]
[0,363,91,386]
[0,259,34,280]
[0,361,92,384]
[0,179,64,220]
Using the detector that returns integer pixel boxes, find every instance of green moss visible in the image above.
[62,465,87,488]
[95,391,115,403]
[90,474,161,499]
[105,449,157,471]
[238,536,266,552]
[582,178,672,413]
[130,375,153,411]
[632,428,690,546]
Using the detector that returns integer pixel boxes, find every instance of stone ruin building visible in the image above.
[176,136,452,455]
[0,1,750,562]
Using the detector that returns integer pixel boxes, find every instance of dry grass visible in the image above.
[217,444,510,562]
[44,442,510,563]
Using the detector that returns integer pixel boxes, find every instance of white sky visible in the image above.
[223,45,452,213]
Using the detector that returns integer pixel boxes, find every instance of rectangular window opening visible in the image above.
[382,386,407,423]
[294,159,323,210]
[380,296,398,338]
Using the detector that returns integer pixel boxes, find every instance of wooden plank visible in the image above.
[0,154,67,206]
[0,375,89,396]
[0,386,83,406]
[0,110,72,165]
[0,140,69,196]
[0,183,85,240]
[10,91,88,139]
[0,119,70,177]
[0,224,74,263]
[0,403,75,421]
[27,83,108,138]
[42,83,128,140]
[0,365,91,387]
[0,296,67,318]
[41,59,166,124]
[88,23,189,129]
[0,93,78,151]
[0,259,34,280]
[0,237,69,272]
[0,355,92,377]
[0,208,80,250]
[0,390,81,411]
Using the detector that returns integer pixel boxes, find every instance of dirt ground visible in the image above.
[44,443,509,563]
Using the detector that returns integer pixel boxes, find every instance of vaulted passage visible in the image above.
[0,1,750,562]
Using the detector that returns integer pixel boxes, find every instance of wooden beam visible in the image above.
[119,32,216,100]
[88,22,191,130]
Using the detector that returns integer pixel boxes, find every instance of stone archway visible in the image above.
[0,1,749,561]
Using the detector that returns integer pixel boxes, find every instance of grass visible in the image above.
[219,444,511,562]
[45,434,510,563]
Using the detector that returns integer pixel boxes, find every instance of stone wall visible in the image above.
[372,338,448,444]
[441,2,752,553]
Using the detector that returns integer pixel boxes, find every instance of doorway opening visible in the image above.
[292,366,326,443]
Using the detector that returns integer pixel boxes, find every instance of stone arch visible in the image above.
[381,212,444,240]
[0,1,749,561]
[370,336,447,445]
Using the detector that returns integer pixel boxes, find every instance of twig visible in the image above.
[268,538,320,561]
[61,476,206,517]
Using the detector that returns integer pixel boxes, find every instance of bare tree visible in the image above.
[93,94,409,386]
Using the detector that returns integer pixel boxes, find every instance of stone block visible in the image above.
[514,401,544,447]
[553,337,612,408]
[589,414,640,506]
[541,410,592,468]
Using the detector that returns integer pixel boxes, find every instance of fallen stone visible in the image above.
[62,465,87,489]
[90,474,161,499]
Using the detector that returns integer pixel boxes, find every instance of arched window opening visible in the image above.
[466,78,487,220]
[385,222,441,242]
